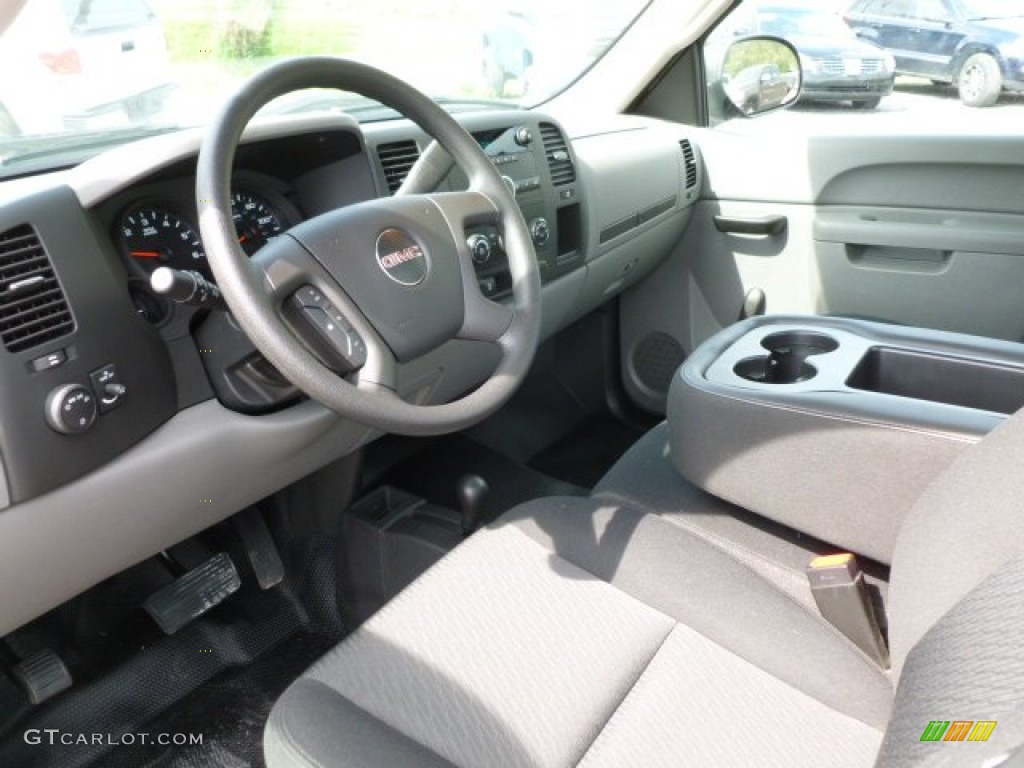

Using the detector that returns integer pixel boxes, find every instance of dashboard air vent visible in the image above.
[377,140,421,194]
[539,122,576,186]
[0,224,74,353]
[680,139,698,190]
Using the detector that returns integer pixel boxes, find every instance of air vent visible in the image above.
[377,140,421,194]
[680,139,698,190]
[0,225,74,353]
[539,122,576,186]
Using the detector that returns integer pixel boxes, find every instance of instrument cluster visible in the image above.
[113,172,301,281]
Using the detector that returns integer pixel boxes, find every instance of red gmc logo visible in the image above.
[379,246,423,270]
[376,229,429,287]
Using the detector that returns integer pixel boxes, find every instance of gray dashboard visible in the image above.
[0,107,700,635]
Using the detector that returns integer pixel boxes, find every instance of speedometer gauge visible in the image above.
[232,191,285,256]
[119,207,207,275]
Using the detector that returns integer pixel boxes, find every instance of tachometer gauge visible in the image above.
[232,191,285,256]
[119,206,207,276]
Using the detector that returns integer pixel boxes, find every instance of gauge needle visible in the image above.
[130,251,162,259]
[238,234,250,244]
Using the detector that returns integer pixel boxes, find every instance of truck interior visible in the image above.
[0,0,1023,766]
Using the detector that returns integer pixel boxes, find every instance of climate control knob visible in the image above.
[529,217,551,247]
[45,384,98,435]
[467,233,492,264]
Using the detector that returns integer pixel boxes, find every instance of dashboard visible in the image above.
[0,106,702,635]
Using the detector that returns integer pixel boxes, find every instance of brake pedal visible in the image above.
[12,649,72,705]
[144,552,241,635]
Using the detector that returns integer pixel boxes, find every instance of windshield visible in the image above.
[0,0,648,171]
[961,0,1022,19]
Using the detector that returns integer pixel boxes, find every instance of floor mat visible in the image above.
[528,412,647,488]
[137,631,335,768]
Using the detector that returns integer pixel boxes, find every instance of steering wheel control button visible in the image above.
[295,285,330,309]
[45,384,98,435]
[90,364,127,414]
[31,349,68,373]
[479,277,498,297]
[288,288,368,373]
[376,229,429,287]
[467,234,492,264]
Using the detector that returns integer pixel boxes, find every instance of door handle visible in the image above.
[713,215,787,236]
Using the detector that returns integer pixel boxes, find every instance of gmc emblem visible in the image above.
[376,229,429,286]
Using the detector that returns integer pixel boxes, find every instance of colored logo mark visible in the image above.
[920,721,997,742]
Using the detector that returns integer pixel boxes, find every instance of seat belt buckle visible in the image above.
[807,553,889,669]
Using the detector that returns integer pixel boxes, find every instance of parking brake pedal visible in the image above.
[12,649,72,705]
[144,552,241,635]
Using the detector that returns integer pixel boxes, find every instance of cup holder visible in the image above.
[761,331,839,356]
[734,331,838,384]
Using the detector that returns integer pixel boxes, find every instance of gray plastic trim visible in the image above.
[688,316,1018,439]
[68,114,364,209]
[666,315,1024,561]
[573,125,685,261]
[0,399,371,637]
[815,207,1024,256]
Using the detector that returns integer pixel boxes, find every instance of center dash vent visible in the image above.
[0,225,74,354]
[377,140,421,194]
[539,122,576,186]
[680,139,698,190]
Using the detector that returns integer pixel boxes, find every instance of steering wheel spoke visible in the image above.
[396,140,454,196]
[254,237,397,391]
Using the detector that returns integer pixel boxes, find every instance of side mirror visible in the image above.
[720,36,801,117]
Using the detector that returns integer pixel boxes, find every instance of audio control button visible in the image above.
[529,217,551,247]
[467,234,492,264]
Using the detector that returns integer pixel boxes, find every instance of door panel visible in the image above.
[619,130,1024,413]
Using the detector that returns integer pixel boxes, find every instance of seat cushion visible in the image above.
[593,421,890,612]
[266,499,889,768]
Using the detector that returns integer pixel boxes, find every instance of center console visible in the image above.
[668,316,1024,562]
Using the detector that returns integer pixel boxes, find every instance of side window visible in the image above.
[917,0,952,20]
[874,0,914,17]
[62,0,155,33]
[704,0,1019,128]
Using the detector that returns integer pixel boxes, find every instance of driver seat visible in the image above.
[264,409,1024,767]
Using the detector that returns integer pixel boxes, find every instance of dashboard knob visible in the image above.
[514,126,533,146]
[467,233,492,264]
[529,217,550,247]
[45,384,98,435]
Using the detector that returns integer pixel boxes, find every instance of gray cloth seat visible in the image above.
[266,408,1024,768]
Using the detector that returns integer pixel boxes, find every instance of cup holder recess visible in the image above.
[734,331,839,384]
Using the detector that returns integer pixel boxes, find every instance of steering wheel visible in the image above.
[195,58,542,435]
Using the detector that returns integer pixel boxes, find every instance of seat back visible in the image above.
[888,408,1024,671]
[881,408,1024,765]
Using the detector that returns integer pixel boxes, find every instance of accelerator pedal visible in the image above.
[144,552,241,635]
[232,508,285,590]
